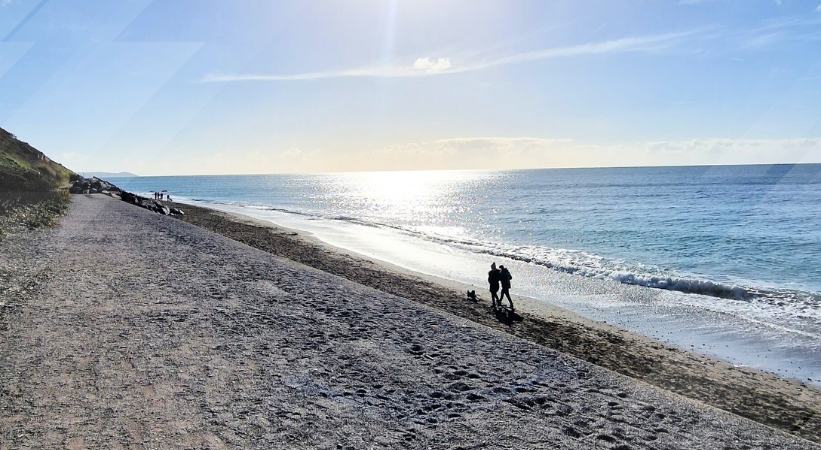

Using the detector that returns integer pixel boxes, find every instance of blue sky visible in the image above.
[1,0,820,174]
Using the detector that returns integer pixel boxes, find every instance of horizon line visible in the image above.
[88,161,821,178]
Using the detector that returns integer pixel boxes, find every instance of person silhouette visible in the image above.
[488,263,501,308]
[499,265,514,311]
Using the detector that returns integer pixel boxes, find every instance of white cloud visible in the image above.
[200,30,696,83]
[413,57,451,73]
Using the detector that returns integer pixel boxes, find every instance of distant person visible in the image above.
[488,263,501,308]
[499,265,514,311]
[167,195,172,202]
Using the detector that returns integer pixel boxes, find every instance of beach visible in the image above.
[0,194,817,448]
[167,198,821,442]
[113,167,821,387]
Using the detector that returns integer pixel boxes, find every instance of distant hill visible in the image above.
[81,171,139,178]
[0,127,75,191]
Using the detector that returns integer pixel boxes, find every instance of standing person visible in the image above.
[488,263,501,308]
[499,265,514,311]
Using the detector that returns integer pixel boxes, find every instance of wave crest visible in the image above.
[185,198,818,307]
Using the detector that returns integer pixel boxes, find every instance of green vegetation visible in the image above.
[0,191,70,239]
[0,127,74,191]
[1,127,75,238]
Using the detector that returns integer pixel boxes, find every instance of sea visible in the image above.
[114,164,821,385]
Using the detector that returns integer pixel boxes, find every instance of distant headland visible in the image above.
[81,171,139,178]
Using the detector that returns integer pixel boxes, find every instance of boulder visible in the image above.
[70,176,121,195]
[120,191,137,203]
[69,179,91,194]
[106,186,177,216]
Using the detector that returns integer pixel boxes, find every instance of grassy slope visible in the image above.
[0,127,75,237]
[0,127,74,191]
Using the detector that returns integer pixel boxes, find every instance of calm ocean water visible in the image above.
[115,164,821,382]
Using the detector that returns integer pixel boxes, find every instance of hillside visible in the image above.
[0,128,74,191]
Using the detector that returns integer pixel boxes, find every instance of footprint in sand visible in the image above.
[447,382,472,393]
[466,392,485,402]
[562,426,582,438]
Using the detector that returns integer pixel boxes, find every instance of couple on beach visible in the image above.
[488,263,514,311]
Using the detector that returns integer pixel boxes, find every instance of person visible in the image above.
[488,263,501,308]
[499,265,514,311]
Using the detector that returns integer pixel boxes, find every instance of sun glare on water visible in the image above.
[320,170,494,235]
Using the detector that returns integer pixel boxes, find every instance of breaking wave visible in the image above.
[186,198,819,308]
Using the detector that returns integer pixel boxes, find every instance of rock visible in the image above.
[85,182,175,216]
[170,208,184,216]
[69,179,91,194]
[69,176,121,195]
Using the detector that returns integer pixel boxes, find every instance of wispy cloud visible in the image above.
[201,31,696,83]
[738,15,821,48]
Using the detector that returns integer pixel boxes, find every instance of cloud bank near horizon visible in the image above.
[66,137,821,176]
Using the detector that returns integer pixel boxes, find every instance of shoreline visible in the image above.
[3,194,815,448]
[167,199,821,443]
[163,195,820,386]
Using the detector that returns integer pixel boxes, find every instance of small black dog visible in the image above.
[466,290,478,302]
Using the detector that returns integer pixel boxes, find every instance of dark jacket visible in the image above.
[488,269,501,290]
[500,268,512,289]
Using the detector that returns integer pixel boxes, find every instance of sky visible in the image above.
[1,0,820,175]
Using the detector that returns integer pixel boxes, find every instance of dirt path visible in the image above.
[0,195,813,449]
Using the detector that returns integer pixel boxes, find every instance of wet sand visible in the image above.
[167,199,821,444]
[0,194,816,448]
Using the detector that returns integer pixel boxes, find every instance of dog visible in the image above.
[466,290,478,302]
